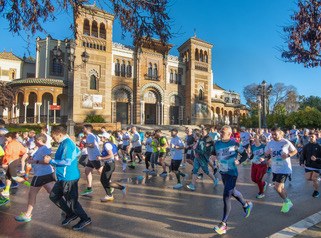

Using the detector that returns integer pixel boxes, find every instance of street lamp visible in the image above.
[256,80,272,128]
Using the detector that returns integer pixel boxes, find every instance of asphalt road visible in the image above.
[1,158,321,238]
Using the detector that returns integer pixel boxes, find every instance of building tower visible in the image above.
[178,36,213,125]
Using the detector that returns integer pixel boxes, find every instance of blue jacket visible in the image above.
[50,136,80,181]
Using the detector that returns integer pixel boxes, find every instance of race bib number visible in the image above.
[219,160,229,172]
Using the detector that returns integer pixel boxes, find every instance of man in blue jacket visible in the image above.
[43,126,91,231]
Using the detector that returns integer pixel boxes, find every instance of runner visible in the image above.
[97,132,126,202]
[300,131,321,198]
[81,124,103,196]
[129,126,142,168]
[120,128,131,171]
[44,126,91,231]
[184,127,195,167]
[157,130,169,177]
[265,127,297,213]
[212,125,253,235]
[142,131,153,173]
[250,134,268,198]
[149,130,160,175]
[14,133,55,222]
[169,129,187,189]
[289,125,299,147]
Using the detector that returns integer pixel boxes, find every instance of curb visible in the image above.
[268,211,321,238]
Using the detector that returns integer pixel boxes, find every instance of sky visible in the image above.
[1,0,321,99]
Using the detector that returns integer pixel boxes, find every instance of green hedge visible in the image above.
[6,124,43,133]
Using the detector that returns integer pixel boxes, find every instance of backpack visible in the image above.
[102,142,118,157]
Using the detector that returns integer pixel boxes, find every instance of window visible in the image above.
[83,19,90,35]
[195,49,199,61]
[115,60,120,76]
[174,71,178,84]
[204,51,208,63]
[52,58,63,76]
[148,63,153,77]
[99,23,106,39]
[199,89,204,101]
[121,60,126,77]
[200,50,203,62]
[11,71,15,79]
[170,70,174,83]
[126,62,132,77]
[92,21,98,37]
[90,75,97,90]
[153,64,158,78]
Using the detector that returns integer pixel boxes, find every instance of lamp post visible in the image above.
[53,40,89,138]
[256,80,272,128]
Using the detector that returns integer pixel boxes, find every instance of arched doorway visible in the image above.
[17,92,24,123]
[27,92,37,123]
[112,86,133,124]
[144,91,159,124]
[169,95,181,124]
[41,93,53,123]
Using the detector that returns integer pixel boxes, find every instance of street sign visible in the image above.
[50,105,61,110]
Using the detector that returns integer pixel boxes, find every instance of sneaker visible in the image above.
[312,191,320,198]
[263,181,268,193]
[173,183,183,189]
[0,197,10,206]
[159,172,168,177]
[213,178,219,187]
[244,201,253,218]
[281,200,293,213]
[149,170,157,175]
[15,212,32,222]
[80,188,93,196]
[0,181,5,189]
[187,183,196,191]
[143,168,149,173]
[121,186,127,198]
[72,217,92,231]
[256,193,265,199]
[100,195,114,202]
[62,214,78,226]
[213,222,227,235]
[197,173,203,180]
[2,190,9,198]
[11,181,19,189]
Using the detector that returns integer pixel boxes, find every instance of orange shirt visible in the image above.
[3,140,26,165]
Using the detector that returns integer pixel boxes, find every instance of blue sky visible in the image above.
[1,0,321,99]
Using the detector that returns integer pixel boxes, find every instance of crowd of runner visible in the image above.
[0,122,321,234]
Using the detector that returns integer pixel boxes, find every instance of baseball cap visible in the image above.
[170,128,178,132]
[100,132,110,139]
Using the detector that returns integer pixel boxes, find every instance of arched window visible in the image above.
[90,75,97,90]
[148,63,153,77]
[195,49,199,61]
[83,19,90,35]
[115,60,120,76]
[11,71,15,79]
[204,51,208,63]
[92,21,98,37]
[200,50,203,62]
[199,89,204,101]
[170,70,174,83]
[121,60,126,77]
[174,71,178,84]
[153,64,158,78]
[99,23,106,39]
[126,61,132,77]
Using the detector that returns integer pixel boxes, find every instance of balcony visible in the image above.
[144,74,160,81]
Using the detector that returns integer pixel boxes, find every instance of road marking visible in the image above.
[268,211,321,238]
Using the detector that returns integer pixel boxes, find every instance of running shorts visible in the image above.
[272,173,289,183]
[31,173,56,187]
[86,160,103,169]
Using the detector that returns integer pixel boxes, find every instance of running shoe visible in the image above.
[281,199,293,213]
[100,195,114,202]
[213,178,219,187]
[244,201,253,218]
[72,217,92,231]
[122,186,127,198]
[62,214,78,226]
[0,197,9,206]
[173,183,183,189]
[256,193,265,199]
[159,172,168,177]
[15,213,32,222]
[263,181,268,192]
[187,183,196,191]
[2,190,9,198]
[213,222,227,235]
[80,188,93,196]
[0,181,5,189]
[11,181,19,189]
[197,173,203,180]
[143,168,150,173]
[149,170,157,175]
[312,191,320,198]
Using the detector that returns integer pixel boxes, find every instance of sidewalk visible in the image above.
[295,221,321,237]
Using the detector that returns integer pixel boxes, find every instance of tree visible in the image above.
[299,95,321,111]
[0,0,172,45]
[282,0,321,67]
[285,107,321,128]
[0,82,15,111]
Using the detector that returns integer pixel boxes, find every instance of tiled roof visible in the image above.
[213,84,225,91]
[0,51,22,61]
[8,78,67,87]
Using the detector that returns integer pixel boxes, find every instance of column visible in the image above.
[11,104,15,123]
[34,102,37,124]
[140,101,145,125]
[160,102,164,125]
[130,101,134,124]
[53,102,57,124]
[37,103,41,123]
[23,103,28,124]
[157,103,161,125]
[111,101,116,123]
[180,106,184,125]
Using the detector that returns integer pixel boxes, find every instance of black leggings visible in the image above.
[145,152,152,169]
[129,148,142,162]
[221,174,246,223]
[100,162,124,195]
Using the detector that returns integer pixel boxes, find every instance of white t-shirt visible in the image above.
[86,133,101,161]
[265,138,296,174]
[45,133,52,149]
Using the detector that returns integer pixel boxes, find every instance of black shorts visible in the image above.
[134,146,142,153]
[171,160,182,171]
[79,155,88,167]
[185,149,194,160]
[31,173,56,187]
[272,173,289,183]
[145,152,152,161]
[121,145,129,151]
[305,168,321,174]
[86,160,103,169]
[5,159,20,180]
[159,152,166,158]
